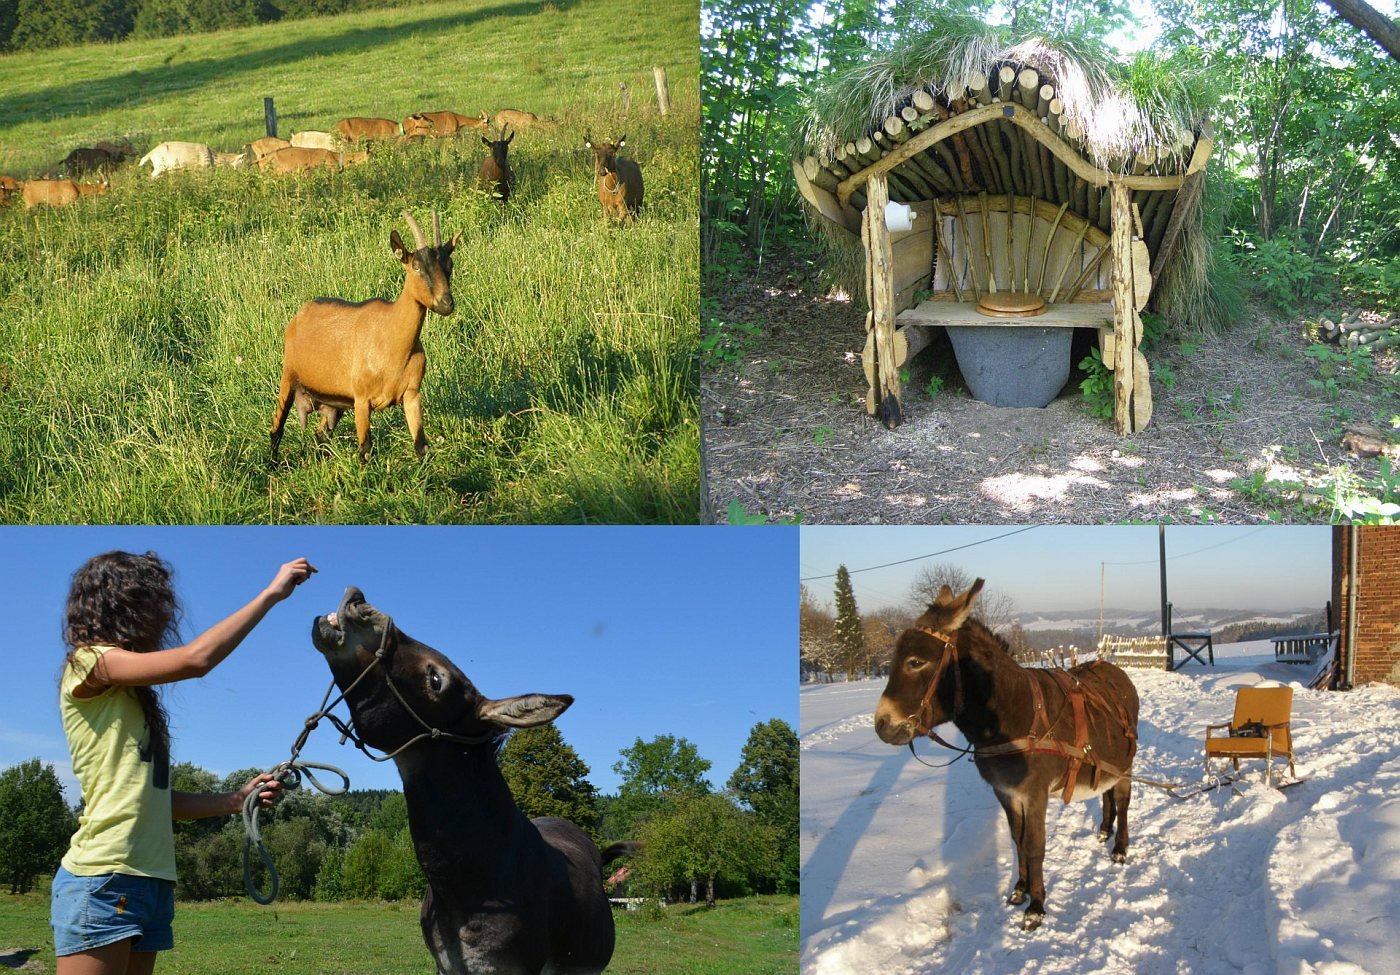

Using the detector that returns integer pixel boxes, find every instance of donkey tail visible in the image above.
[601,841,643,865]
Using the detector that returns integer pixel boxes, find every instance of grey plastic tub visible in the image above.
[946,326,1073,408]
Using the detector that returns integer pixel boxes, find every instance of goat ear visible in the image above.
[389,230,411,262]
[482,136,490,147]
[478,693,573,728]
[618,135,627,147]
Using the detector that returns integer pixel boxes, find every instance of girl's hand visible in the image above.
[266,558,317,602]
[236,772,284,812]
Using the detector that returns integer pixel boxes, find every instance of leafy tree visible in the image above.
[609,735,712,837]
[339,827,422,901]
[498,725,599,832]
[633,793,775,906]
[832,565,864,679]
[0,760,76,894]
[727,719,798,893]
[0,0,18,51]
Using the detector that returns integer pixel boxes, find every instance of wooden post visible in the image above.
[264,97,277,138]
[653,66,670,116]
[1110,181,1152,433]
[867,174,903,428]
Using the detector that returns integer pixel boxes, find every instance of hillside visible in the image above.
[0,0,699,523]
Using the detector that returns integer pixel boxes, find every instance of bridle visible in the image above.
[904,626,977,766]
[243,612,498,904]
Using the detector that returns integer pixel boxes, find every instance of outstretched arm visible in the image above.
[75,558,317,695]
[173,772,284,820]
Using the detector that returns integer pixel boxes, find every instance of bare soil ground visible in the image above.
[702,249,1400,524]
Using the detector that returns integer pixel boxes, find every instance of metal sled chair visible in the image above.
[1204,686,1295,786]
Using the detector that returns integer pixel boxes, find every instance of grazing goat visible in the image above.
[139,141,216,178]
[494,109,552,129]
[257,147,366,175]
[60,146,121,176]
[291,130,337,151]
[270,211,462,460]
[214,150,249,169]
[20,178,108,208]
[0,175,20,205]
[402,111,488,139]
[332,117,402,144]
[477,126,514,203]
[247,136,292,160]
[584,134,643,224]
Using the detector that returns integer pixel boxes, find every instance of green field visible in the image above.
[0,890,796,974]
[0,0,699,523]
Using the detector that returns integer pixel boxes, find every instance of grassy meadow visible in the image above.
[0,890,796,974]
[0,0,698,523]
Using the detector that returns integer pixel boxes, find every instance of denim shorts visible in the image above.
[51,866,176,956]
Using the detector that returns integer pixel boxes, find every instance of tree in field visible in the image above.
[727,719,799,893]
[633,793,776,906]
[908,563,1016,633]
[832,565,864,680]
[800,583,840,682]
[609,735,712,837]
[498,725,599,833]
[0,760,76,894]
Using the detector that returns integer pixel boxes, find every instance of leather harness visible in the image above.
[910,626,1138,804]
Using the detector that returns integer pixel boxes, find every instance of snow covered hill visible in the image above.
[800,642,1400,975]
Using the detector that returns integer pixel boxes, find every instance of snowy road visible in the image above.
[800,643,1400,975]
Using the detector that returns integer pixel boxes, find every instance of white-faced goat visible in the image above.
[477,125,514,203]
[584,134,643,224]
[269,211,462,460]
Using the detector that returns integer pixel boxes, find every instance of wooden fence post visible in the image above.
[653,66,670,116]
[264,97,277,138]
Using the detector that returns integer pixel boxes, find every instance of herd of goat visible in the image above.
[4,106,649,460]
[0,106,645,223]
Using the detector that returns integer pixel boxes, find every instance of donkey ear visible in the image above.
[934,584,955,604]
[944,579,986,630]
[478,693,573,728]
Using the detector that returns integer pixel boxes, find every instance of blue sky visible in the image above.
[1,527,798,806]
[800,526,1331,615]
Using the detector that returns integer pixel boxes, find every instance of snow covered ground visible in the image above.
[800,641,1400,975]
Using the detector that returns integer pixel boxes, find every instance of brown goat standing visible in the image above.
[477,126,514,203]
[584,135,643,224]
[270,211,462,460]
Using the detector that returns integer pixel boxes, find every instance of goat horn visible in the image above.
[402,210,428,251]
[433,210,442,249]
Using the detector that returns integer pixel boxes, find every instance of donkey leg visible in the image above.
[1109,778,1131,863]
[994,791,1031,907]
[1021,791,1050,930]
[1099,789,1117,843]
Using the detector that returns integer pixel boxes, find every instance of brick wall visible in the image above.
[1335,526,1400,686]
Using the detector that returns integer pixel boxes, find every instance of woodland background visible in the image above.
[1,720,798,906]
[702,0,1400,319]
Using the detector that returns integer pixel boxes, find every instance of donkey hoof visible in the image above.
[1111,850,1127,865]
[1007,889,1026,906]
[1097,828,1112,844]
[1021,910,1044,931]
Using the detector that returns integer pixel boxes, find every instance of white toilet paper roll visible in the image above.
[884,201,915,232]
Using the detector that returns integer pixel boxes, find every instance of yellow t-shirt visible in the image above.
[59,645,177,880]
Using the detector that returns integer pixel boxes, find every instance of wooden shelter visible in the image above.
[794,31,1214,433]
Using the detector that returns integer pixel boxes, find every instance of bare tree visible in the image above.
[908,563,1017,634]
[1321,0,1400,61]
[799,583,839,682]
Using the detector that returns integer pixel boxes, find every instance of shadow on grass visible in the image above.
[0,2,576,128]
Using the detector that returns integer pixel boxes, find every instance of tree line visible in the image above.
[0,719,798,906]
[0,0,426,53]
[704,0,1400,315]
[800,562,1023,681]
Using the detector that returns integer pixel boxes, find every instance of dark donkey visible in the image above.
[311,586,633,974]
[873,580,1140,930]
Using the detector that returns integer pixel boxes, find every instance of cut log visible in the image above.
[894,322,934,367]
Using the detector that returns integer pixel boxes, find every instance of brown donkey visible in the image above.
[874,579,1140,930]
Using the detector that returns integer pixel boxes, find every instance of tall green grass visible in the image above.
[0,0,699,523]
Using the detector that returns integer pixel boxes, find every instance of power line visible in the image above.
[1102,527,1271,567]
[799,526,1039,582]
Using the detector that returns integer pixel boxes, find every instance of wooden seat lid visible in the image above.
[976,292,1048,318]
